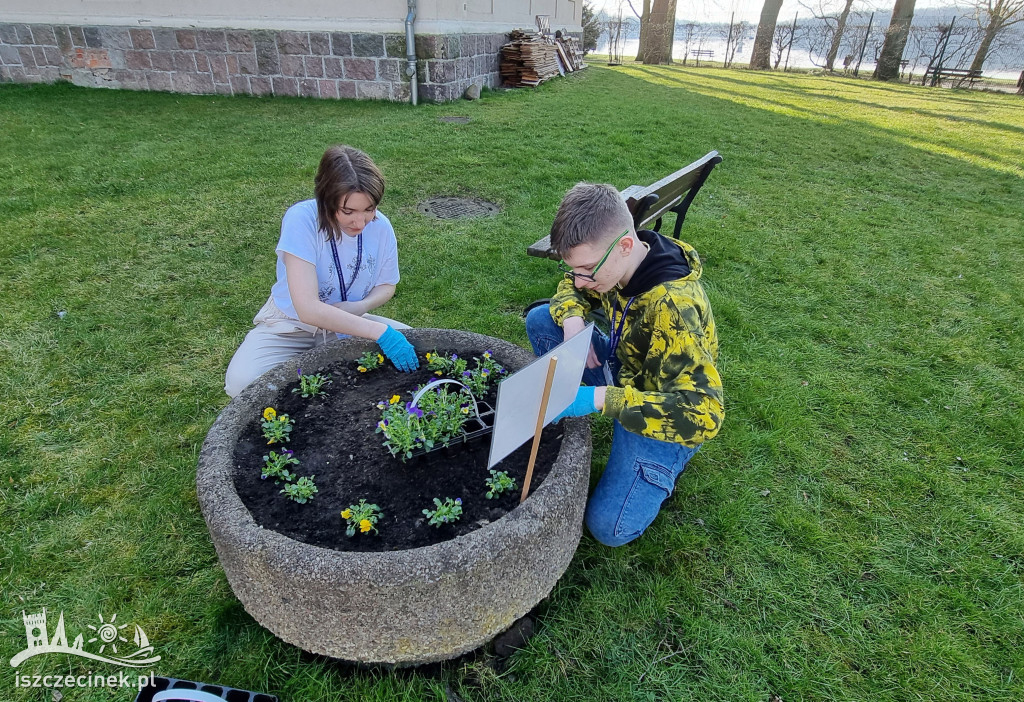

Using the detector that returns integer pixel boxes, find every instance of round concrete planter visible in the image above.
[197,329,591,665]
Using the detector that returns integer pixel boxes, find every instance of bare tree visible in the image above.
[750,0,787,68]
[773,16,797,68]
[693,21,716,65]
[605,2,629,64]
[680,22,698,65]
[874,0,917,80]
[725,21,751,66]
[627,0,679,64]
[846,10,885,75]
[825,0,857,69]
[799,0,858,70]
[630,0,651,61]
[967,0,1024,72]
[800,14,836,66]
[904,23,944,78]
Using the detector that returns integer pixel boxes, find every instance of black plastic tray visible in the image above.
[134,676,277,702]
[406,401,495,459]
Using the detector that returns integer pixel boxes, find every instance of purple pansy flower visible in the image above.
[406,402,424,418]
[455,498,462,505]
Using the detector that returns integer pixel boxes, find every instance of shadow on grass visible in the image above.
[621,65,1024,174]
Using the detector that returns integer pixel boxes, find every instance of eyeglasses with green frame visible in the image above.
[556,229,630,282]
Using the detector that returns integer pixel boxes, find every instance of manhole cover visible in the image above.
[417,197,500,219]
[438,116,471,124]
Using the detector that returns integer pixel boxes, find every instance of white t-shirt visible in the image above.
[270,199,400,323]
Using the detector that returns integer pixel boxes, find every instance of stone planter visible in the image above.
[197,329,591,665]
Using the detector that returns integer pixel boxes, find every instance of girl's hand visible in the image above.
[376,326,420,372]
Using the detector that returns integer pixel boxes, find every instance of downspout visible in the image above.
[405,0,418,105]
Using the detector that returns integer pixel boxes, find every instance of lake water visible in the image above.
[596,38,1021,81]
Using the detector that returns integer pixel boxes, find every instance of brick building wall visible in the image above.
[0,23,507,102]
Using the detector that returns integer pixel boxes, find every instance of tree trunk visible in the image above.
[825,0,855,71]
[749,0,785,70]
[635,0,651,62]
[968,22,1000,73]
[662,0,679,62]
[638,0,677,64]
[873,0,916,81]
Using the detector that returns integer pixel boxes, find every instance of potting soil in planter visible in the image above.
[232,350,565,552]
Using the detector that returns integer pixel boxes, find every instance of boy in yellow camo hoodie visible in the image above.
[525,183,724,546]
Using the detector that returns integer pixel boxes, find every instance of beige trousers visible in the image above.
[224,297,410,397]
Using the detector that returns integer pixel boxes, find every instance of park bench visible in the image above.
[690,49,715,66]
[923,66,982,87]
[526,150,723,261]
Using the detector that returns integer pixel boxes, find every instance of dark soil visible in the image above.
[232,350,563,552]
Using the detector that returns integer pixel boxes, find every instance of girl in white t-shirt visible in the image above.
[225,145,418,397]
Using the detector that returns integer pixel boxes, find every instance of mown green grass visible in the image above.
[1,64,1022,701]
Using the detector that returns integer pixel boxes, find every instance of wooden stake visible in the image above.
[521,356,558,504]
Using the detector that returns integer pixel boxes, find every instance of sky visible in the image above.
[588,0,953,25]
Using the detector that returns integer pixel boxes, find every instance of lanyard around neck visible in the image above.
[609,295,635,357]
[328,233,363,303]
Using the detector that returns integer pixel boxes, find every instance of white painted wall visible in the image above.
[2,0,582,33]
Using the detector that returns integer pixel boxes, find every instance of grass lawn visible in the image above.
[1,64,1022,701]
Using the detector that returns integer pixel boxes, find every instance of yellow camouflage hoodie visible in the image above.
[550,232,723,447]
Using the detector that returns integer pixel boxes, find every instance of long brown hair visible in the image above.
[314,145,385,240]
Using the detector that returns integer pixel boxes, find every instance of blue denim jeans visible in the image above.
[525,305,700,547]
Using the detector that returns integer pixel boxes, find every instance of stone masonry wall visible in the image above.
[0,23,506,102]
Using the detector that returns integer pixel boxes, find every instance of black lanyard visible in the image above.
[328,234,362,302]
[609,295,635,358]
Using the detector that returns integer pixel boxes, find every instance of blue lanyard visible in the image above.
[328,234,362,302]
[609,295,635,358]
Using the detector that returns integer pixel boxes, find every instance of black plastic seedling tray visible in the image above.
[134,676,277,702]
[405,401,495,460]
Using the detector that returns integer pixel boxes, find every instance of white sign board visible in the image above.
[487,324,595,469]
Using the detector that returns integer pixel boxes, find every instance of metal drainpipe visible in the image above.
[405,0,418,105]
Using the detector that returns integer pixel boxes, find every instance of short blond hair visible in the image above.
[549,183,634,257]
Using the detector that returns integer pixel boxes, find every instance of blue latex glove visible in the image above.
[554,386,598,422]
[376,326,420,372]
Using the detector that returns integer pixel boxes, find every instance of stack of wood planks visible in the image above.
[501,29,587,88]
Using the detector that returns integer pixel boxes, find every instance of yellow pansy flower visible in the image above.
[359,519,373,533]
[389,395,401,404]
[263,407,276,421]
[357,366,367,373]
[377,353,384,363]
[341,509,352,519]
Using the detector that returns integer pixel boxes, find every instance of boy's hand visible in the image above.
[563,316,601,369]
[554,386,606,421]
